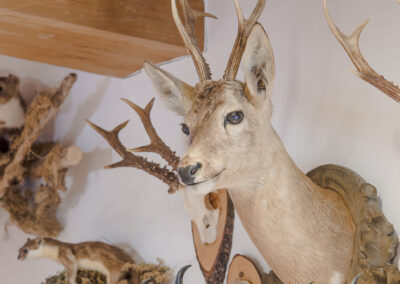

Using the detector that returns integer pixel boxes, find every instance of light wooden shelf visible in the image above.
[0,0,205,77]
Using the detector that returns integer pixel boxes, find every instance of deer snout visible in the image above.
[178,162,202,185]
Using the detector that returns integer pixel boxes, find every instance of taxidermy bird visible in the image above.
[0,74,25,133]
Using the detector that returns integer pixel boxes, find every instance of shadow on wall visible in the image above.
[57,78,113,223]
[62,77,112,145]
[395,125,400,153]
[59,148,113,220]
[117,242,144,264]
[0,69,49,104]
[322,107,357,163]
[19,77,49,104]
[0,70,55,140]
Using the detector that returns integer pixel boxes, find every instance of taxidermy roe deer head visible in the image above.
[144,0,361,283]
[145,0,277,194]
[90,0,398,282]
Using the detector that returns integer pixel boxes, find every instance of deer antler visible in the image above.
[224,0,266,81]
[87,98,183,193]
[171,0,216,81]
[323,0,400,102]
[123,98,179,169]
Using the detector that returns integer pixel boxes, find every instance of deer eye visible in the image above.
[23,249,28,254]
[181,123,190,136]
[226,111,244,125]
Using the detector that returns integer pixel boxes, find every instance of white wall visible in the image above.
[0,0,399,283]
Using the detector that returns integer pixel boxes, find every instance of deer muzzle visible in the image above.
[178,163,202,185]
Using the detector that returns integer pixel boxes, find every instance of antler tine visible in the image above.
[324,0,400,102]
[86,119,182,194]
[180,0,217,34]
[223,0,266,81]
[121,98,180,170]
[172,0,216,81]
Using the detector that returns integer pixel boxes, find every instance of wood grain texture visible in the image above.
[0,0,205,77]
[192,189,234,284]
[227,255,262,284]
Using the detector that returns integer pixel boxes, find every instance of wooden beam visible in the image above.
[0,0,205,77]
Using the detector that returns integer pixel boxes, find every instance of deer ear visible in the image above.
[242,24,275,102]
[144,61,195,115]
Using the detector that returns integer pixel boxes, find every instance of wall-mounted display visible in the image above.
[141,0,400,283]
[0,73,81,237]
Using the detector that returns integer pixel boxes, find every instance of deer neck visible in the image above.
[227,124,354,283]
[228,124,310,199]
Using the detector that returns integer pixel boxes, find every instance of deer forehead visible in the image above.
[186,80,246,126]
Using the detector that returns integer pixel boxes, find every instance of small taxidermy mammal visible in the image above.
[18,237,140,284]
[0,74,25,132]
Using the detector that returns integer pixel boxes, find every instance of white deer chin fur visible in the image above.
[0,98,24,129]
[180,188,220,244]
[189,176,219,195]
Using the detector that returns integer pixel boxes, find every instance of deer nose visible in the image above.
[178,163,202,185]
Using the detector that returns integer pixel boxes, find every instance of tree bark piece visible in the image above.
[192,189,234,283]
[261,271,283,284]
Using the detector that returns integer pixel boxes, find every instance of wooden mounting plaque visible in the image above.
[227,254,262,284]
[192,189,234,284]
[0,0,205,77]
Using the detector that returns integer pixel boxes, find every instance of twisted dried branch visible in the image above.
[0,73,77,198]
[0,73,80,237]
[87,98,183,193]
[324,0,400,102]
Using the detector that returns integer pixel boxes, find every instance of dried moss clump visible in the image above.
[0,73,78,237]
[124,259,172,283]
[43,260,171,284]
[44,270,107,284]
[1,185,62,237]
